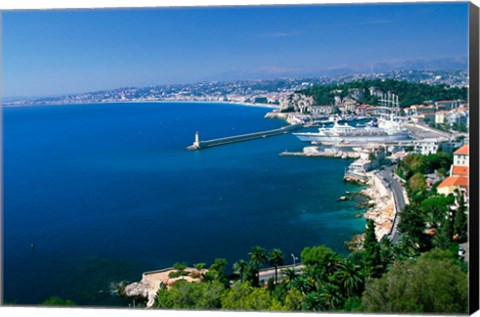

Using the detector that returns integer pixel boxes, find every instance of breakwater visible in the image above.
[186,123,303,150]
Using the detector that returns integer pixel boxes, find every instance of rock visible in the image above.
[345,233,365,251]
[124,282,150,299]
[264,112,288,119]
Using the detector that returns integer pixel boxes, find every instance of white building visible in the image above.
[453,144,469,166]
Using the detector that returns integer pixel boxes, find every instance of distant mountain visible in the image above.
[205,56,468,82]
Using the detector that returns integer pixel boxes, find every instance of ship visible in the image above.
[293,117,410,143]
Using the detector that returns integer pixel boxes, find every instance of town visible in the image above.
[3,69,467,107]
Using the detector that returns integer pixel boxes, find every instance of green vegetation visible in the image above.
[40,296,75,306]
[299,79,466,107]
[155,279,225,310]
[362,250,467,313]
[397,152,452,180]
[269,248,285,284]
[221,281,283,311]
[168,262,190,278]
[454,189,468,241]
[248,246,268,286]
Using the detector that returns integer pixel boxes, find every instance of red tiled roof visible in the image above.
[454,144,469,155]
[452,165,469,176]
[437,176,468,188]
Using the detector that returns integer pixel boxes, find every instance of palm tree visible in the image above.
[318,282,343,310]
[233,259,248,282]
[281,267,299,286]
[268,248,284,284]
[334,259,364,297]
[302,292,324,311]
[291,274,314,295]
[249,246,268,286]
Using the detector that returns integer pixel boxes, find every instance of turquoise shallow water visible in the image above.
[3,102,366,306]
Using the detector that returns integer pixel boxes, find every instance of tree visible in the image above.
[302,292,324,311]
[318,282,344,310]
[283,288,304,311]
[434,209,454,250]
[221,281,283,311]
[159,280,201,309]
[268,248,285,284]
[300,79,467,108]
[397,204,430,251]
[40,296,75,306]
[248,246,268,286]
[363,219,382,277]
[421,195,454,229]
[195,280,226,309]
[281,267,300,286]
[453,190,468,241]
[300,245,342,276]
[169,262,190,278]
[408,172,427,192]
[233,259,248,282]
[290,274,314,294]
[154,279,226,310]
[194,262,206,270]
[334,259,364,297]
[203,258,228,286]
[378,236,395,270]
[361,251,468,313]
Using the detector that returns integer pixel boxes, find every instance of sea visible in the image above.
[2,102,367,306]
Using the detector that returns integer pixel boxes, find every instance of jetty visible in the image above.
[186,123,303,150]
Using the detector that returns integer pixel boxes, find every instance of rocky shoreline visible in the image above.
[349,172,395,240]
[123,267,207,308]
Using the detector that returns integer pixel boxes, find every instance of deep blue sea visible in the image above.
[3,102,366,306]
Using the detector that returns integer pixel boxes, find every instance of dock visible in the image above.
[186,123,303,150]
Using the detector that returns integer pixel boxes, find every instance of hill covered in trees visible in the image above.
[299,79,467,107]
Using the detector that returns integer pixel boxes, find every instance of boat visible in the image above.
[293,116,410,143]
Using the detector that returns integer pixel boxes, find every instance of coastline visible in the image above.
[1,99,281,110]
[360,172,395,240]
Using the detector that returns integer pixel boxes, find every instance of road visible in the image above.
[376,165,407,244]
[258,264,304,284]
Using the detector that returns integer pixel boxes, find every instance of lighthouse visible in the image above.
[193,131,200,148]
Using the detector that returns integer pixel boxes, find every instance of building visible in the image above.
[411,105,436,122]
[453,144,469,166]
[348,147,386,173]
[356,105,368,116]
[413,140,453,155]
[447,107,468,127]
[309,105,334,115]
[437,144,469,200]
[435,110,448,125]
[343,98,358,113]
[435,100,462,110]
[436,176,469,196]
[451,165,469,177]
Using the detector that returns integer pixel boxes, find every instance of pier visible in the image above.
[186,123,303,150]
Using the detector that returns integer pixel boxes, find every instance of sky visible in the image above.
[2,2,469,98]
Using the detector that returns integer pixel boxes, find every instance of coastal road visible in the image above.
[258,264,304,284]
[377,165,407,244]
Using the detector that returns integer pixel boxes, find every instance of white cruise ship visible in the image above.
[293,117,409,143]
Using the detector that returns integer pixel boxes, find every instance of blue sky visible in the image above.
[2,2,469,97]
